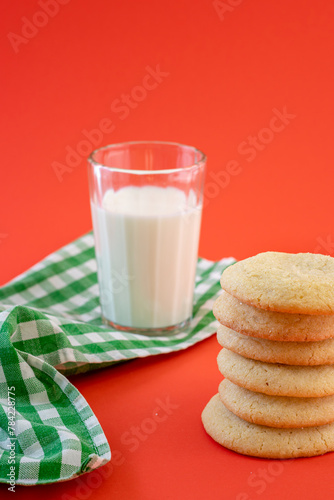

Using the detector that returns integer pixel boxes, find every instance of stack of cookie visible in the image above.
[202,251,334,459]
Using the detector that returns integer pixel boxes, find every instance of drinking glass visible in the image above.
[87,141,206,335]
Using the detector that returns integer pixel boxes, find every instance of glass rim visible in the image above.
[87,140,207,175]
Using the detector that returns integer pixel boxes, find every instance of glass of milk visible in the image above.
[87,141,206,335]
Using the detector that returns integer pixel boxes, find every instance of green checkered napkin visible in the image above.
[0,232,235,486]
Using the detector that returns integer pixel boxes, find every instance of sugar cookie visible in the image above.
[217,348,334,397]
[202,394,334,458]
[219,379,334,428]
[217,324,334,365]
[220,252,334,315]
[213,290,334,341]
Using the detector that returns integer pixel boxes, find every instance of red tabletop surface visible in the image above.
[1,0,334,498]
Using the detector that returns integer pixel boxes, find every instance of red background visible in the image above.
[1,0,334,498]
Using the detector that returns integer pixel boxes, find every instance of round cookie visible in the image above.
[219,379,334,428]
[220,252,334,315]
[217,348,334,397]
[201,394,334,459]
[213,290,334,342]
[217,324,334,365]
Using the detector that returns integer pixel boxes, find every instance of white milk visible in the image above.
[91,186,202,329]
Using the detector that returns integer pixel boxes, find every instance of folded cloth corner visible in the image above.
[0,231,235,485]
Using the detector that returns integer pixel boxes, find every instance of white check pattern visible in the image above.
[0,232,235,485]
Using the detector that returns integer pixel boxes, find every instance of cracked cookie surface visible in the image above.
[201,394,334,458]
[219,379,334,428]
[220,252,334,315]
[213,290,334,341]
[217,324,334,365]
[217,348,334,397]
